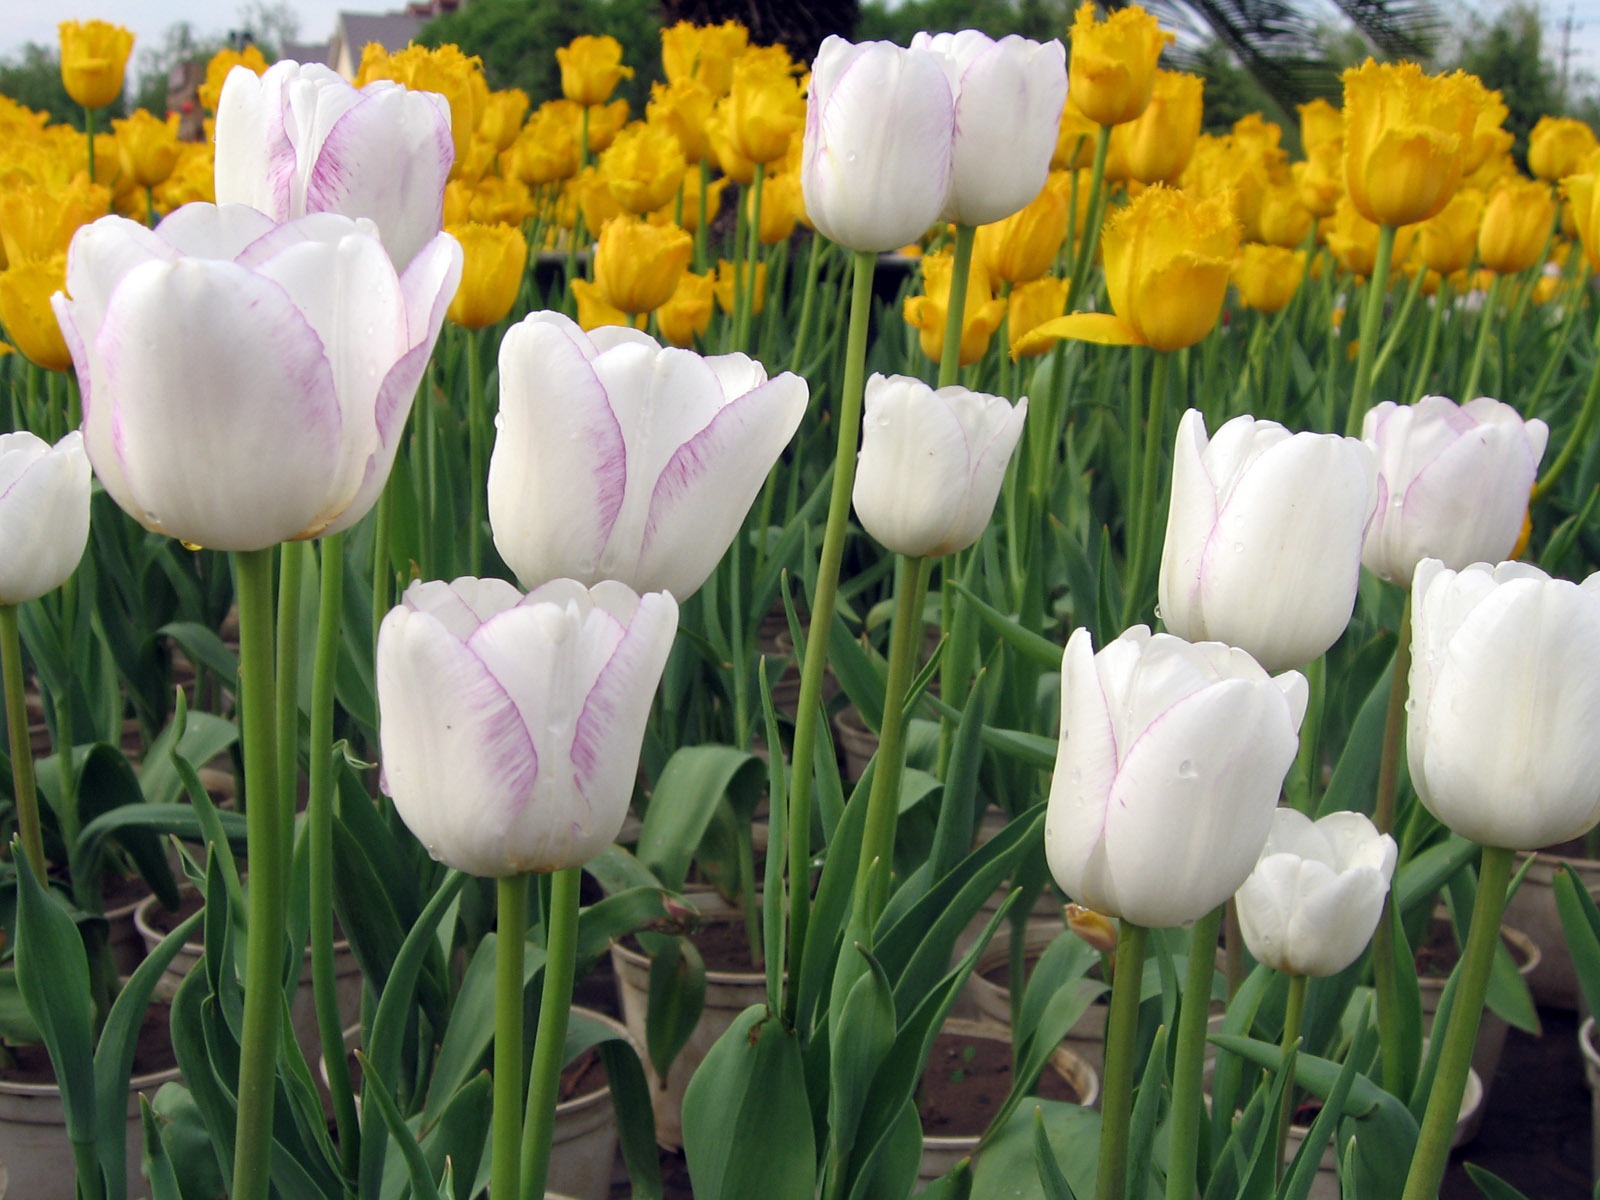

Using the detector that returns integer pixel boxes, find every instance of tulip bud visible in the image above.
[851,374,1027,558]
[58,20,134,110]
[1111,69,1202,185]
[1159,409,1377,672]
[1046,626,1307,928]
[445,222,527,330]
[1529,116,1598,183]
[902,251,1008,366]
[488,312,807,600]
[0,432,91,605]
[1064,903,1118,954]
[1409,559,1600,850]
[1231,245,1304,314]
[377,577,678,875]
[1341,58,1479,227]
[557,34,634,108]
[1235,810,1396,977]
[1477,176,1555,275]
[593,217,691,315]
[1360,396,1547,586]
[0,256,74,372]
[1066,2,1173,127]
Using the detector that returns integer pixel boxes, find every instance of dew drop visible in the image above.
[1153,604,1164,620]
[1232,542,1244,553]
[1177,759,1197,779]
[1404,698,1417,712]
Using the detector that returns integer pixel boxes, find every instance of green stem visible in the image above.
[852,555,931,927]
[230,547,283,1200]
[84,106,95,185]
[494,873,529,1200]
[0,606,44,876]
[1461,273,1502,403]
[371,483,393,664]
[1345,223,1397,436]
[1401,844,1514,1200]
[520,865,580,1200]
[696,160,710,272]
[736,164,765,352]
[789,233,824,375]
[783,248,876,1027]
[467,327,487,576]
[1369,256,1427,386]
[1273,972,1309,1181]
[1405,278,1449,402]
[1096,920,1149,1200]
[1289,655,1325,814]
[276,541,305,855]
[1122,350,1170,629]
[1372,594,1412,1097]
[1533,306,1600,503]
[1068,126,1113,318]
[938,224,977,389]
[309,532,358,1178]
[1165,905,1222,1200]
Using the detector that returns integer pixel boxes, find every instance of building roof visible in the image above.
[338,11,425,57]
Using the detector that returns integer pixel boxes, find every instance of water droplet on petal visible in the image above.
[1404,698,1417,712]
[1232,542,1244,553]
[1177,759,1197,779]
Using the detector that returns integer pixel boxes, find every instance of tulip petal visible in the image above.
[1045,627,1122,911]
[1158,409,1219,635]
[0,432,90,605]
[155,202,280,260]
[402,576,522,638]
[91,258,344,550]
[1012,312,1144,356]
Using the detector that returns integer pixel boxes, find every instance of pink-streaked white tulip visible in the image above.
[53,205,462,551]
[1408,559,1600,851]
[377,577,678,875]
[851,373,1026,557]
[1158,409,1378,671]
[1360,396,1548,586]
[214,61,454,270]
[801,37,955,252]
[0,431,90,605]
[910,30,1066,225]
[1235,809,1396,977]
[487,311,808,600]
[1045,625,1307,928]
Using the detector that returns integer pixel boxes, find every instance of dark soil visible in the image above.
[628,918,762,976]
[919,1030,1080,1138]
[2,1001,174,1082]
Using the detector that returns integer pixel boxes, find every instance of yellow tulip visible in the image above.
[480,89,530,154]
[1257,182,1313,248]
[446,223,528,330]
[751,171,802,245]
[583,99,631,154]
[358,43,488,170]
[601,123,687,215]
[1529,116,1599,183]
[1478,176,1554,275]
[1325,194,1417,277]
[657,269,716,347]
[1462,83,1511,175]
[1183,132,1268,243]
[1014,185,1239,354]
[1046,170,1095,239]
[506,104,580,186]
[1,176,111,265]
[648,78,716,164]
[1341,58,1478,227]
[660,20,749,97]
[1414,188,1485,276]
[1463,147,1519,192]
[0,255,72,371]
[569,164,622,233]
[1053,98,1100,170]
[593,217,692,314]
[705,107,756,185]
[1232,244,1305,313]
[903,250,1008,366]
[1067,2,1173,127]
[1008,276,1071,357]
[571,278,644,332]
[113,109,181,189]
[975,182,1070,284]
[714,258,766,316]
[198,44,268,113]
[720,51,805,166]
[152,141,215,214]
[1297,98,1342,157]
[58,20,134,110]
[1110,69,1202,185]
[650,169,728,234]
[454,137,501,186]
[557,35,634,108]
[1293,139,1344,219]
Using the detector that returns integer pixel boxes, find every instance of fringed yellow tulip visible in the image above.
[1111,69,1203,185]
[1325,194,1417,277]
[660,20,749,97]
[570,165,623,232]
[1415,188,1486,276]
[714,259,766,316]
[479,89,530,154]
[114,110,181,189]
[976,182,1070,284]
[1232,244,1305,313]
[1293,139,1344,218]
[0,255,73,371]
[1478,176,1554,275]
[751,171,803,244]
[720,50,805,166]
[602,123,687,215]
[1463,84,1511,175]
[1008,276,1070,357]
[705,107,755,185]
[571,278,644,331]
[446,176,535,227]
[198,44,267,113]
[648,78,716,164]
[506,106,580,187]
[1015,185,1239,354]
[446,223,528,330]
[1067,2,1172,127]
[1,177,111,264]
[657,269,716,347]
[153,142,215,213]
[557,35,634,107]
[1053,98,1100,170]
[1341,59,1478,227]
[1297,98,1342,157]
[904,251,1008,366]
[594,217,691,314]
[58,20,134,109]
[1258,182,1313,248]
[1529,116,1598,183]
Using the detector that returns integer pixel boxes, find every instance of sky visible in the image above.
[11,0,1600,92]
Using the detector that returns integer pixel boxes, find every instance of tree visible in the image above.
[1453,2,1560,163]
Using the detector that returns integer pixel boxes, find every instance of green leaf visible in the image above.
[681,1005,816,1200]
[637,745,765,890]
[1033,1105,1081,1200]
[1463,1163,1533,1200]
[1555,863,1600,1022]
[149,1082,229,1200]
[599,1036,663,1200]
[828,946,896,1163]
[141,1094,183,1200]
[420,1068,492,1200]
[356,1052,443,1200]
[952,584,1063,669]
[157,621,238,691]
[646,937,707,1081]
[972,1100,1099,1200]
[1125,1023,1169,1200]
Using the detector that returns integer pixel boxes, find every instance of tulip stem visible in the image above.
[466,327,488,576]
[1401,844,1514,1200]
[1097,919,1149,1200]
[790,233,825,375]
[520,864,580,1200]
[1346,222,1397,437]
[230,546,283,1200]
[1406,277,1450,402]
[276,541,305,854]
[784,249,877,1028]
[1288,654,1325,814]
[1461,273,1502,403]
[0,606,44,877]
[1068,126,1113,320]
[371,484,393,665]
[1165,904,1222,1200]
[853,554,931,926]
[1122,349,1170,629]
[84,106,95,186]
[1533,306,1600,503]
[938,224,977,389]
[735,165,765,352]
[309,532,359,1177]
[1371,593,1413,1098]
[494,872,528,1200]
[1370,253,1427,386]
[1272,972,1309,1182]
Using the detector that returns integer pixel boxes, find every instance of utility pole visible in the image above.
[1560,1,1575,110]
